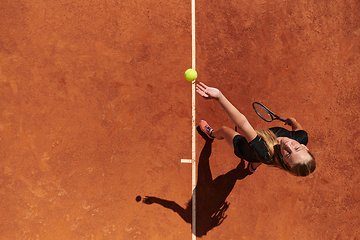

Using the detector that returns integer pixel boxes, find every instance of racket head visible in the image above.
[252,102,275,122]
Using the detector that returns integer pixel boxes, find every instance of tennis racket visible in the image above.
[252,102,286,123]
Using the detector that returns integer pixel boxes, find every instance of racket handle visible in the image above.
[280,117,286,122]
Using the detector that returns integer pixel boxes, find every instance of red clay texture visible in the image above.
[1,0,360,239]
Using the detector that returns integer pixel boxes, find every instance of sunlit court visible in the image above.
[1,0,360,239]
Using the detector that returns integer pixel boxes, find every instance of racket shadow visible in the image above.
[139,126,253,237]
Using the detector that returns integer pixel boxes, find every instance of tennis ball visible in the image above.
[185,68,197,81]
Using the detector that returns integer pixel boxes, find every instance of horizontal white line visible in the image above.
[181,159,192,164]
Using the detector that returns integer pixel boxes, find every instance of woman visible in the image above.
[196,82,316,176]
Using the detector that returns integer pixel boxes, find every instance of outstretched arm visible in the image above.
[196,82,257,142]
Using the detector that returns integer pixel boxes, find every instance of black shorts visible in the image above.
[233,135,262,163]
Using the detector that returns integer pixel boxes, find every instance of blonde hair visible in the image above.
[255,129,316,176]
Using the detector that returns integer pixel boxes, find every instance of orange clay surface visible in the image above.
[1,0,360,239]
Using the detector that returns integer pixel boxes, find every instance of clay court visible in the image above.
[1,0,360,239]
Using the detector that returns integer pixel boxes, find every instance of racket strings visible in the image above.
[254,105,272,121]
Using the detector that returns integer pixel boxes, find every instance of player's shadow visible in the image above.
[139,126,253,237]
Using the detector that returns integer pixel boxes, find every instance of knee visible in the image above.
[218,126,231,132]
[216,126,234,137]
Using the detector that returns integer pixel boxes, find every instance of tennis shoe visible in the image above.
[199,120,214,139]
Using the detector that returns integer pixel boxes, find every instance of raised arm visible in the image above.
[196,82,257,142]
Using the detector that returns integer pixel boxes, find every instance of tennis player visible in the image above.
[196,82,316,176]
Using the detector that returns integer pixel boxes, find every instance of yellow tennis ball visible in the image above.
[185,69,197,81]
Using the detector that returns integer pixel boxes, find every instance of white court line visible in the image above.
[191,0,196,239]
[181,159,192,164]
[181,0,196,239]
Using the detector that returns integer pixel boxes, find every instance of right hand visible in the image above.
[196,82,222,100]
[284,117,297,126]
[285,117,303,131]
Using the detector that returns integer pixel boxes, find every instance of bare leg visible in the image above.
[202,123,262,172]
[211,126,240,150]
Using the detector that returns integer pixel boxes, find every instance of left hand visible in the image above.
[196,82,222,100]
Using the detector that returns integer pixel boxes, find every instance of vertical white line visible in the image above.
[191,0,196,239]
